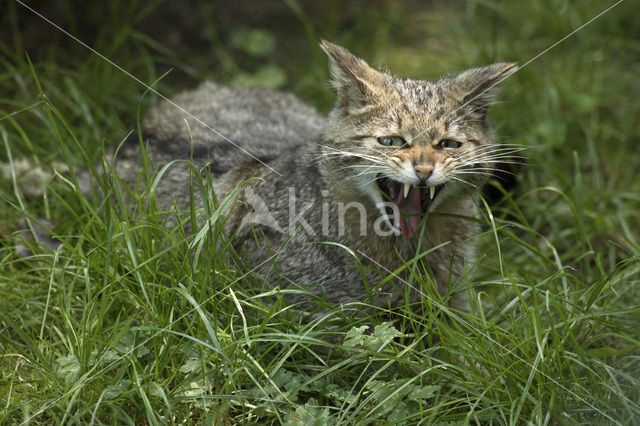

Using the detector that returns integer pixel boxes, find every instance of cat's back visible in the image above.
[139,82,325,169]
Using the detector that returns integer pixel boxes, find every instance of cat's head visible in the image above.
[319,40,518,237]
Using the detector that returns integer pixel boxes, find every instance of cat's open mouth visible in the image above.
[376,175,444,238]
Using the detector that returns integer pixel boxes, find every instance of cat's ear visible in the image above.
[454,62,518,118]
[320,40,384,112]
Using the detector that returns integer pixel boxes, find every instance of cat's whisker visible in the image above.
[357,176,383,190]
[471,144,528,152]
[315,149,385,165]
[471,151,528,158]
[326,158,383,184]
[453,168,498,176]
[491,143,530,148]
[472,146,529,154]
[320,146,385,162]
[333,168,380,190]
[457,155,526,164]
[455,150,527,164]
[465,151,526,159]
[454,169,512,177]
[454,162,501,171]
[456,157,526,167]
[459,165,515,172]
[454,160,509,170]
[352,163,384,177]
[455,164,510,171]
[455,147,526,159]
[458,145,528,157]
[447,175,480,190]
[457,162,524,170]
[332,164,385,169]
[454,172,517,183]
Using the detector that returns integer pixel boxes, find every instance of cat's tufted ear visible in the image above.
[320,40,385,113]
[453,62,518,119]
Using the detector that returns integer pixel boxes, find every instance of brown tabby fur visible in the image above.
[108,41,517,312]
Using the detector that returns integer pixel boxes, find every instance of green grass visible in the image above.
[1,0,639,424]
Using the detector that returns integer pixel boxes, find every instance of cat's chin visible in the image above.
[375,175,445,237]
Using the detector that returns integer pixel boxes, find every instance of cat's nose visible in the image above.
[414,163,434,180]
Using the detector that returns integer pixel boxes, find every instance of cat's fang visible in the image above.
[404,183,410,198]
[429,185,435,200]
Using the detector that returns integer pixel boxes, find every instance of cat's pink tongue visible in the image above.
[394,185,422,238]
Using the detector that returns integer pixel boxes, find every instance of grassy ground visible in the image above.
[1,0,639,424]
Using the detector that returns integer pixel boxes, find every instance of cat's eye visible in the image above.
[378,136,407,147]
[437,139,463,149]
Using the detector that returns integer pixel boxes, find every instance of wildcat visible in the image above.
[109,41,517,311]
